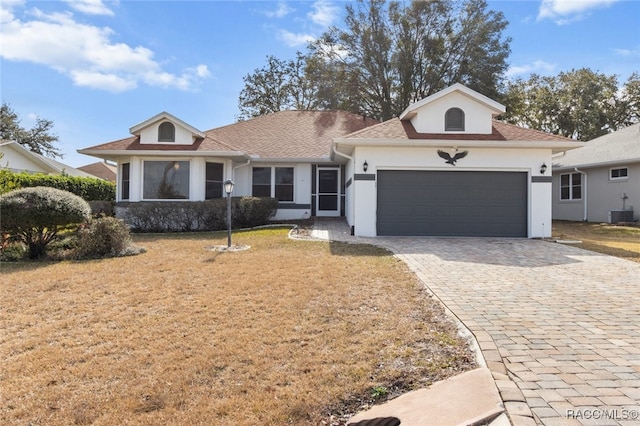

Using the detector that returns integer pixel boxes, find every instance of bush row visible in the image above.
[118,197,278,232]
[0,169,115,201]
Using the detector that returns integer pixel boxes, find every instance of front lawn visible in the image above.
[1,228,474,425]
[552,220,640,263]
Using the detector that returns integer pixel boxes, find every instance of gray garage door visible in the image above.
[377,170,527,237]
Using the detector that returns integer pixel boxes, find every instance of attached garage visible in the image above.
[377,170,528,237]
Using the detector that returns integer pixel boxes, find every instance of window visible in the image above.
[275,167,294,202]
[158,122,175,142]
[252,167,271,197]
[560,172,582,200]
[121,163,130,200]
[445,108,465,131]
[252,167,295,201]
[610,167,628,180]
[205,162,224,199]
[143,161,189,199]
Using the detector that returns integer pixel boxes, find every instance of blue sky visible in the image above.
[1,0,638,168]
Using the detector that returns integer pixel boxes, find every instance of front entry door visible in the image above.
[316,167,340,217]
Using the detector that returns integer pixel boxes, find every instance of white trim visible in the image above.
[129,111,205,138]
[559,171,583,201]
[315,166,341,217]
[609,166,629,181]
[399,83,505,120]
[334,139,584,154]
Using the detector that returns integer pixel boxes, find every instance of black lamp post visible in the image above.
[224,179,234,248]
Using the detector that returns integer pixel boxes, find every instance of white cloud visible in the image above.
[538,0,619,24]
[506,60,556,77]
[71,70,136,92]
[264,1,293,18]
[613,47,640,57]
[62,0,116,16]
[277,29,315,48]
[308,0,339,27]
[0,2,209,92]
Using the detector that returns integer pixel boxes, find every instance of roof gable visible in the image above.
[398,84,506,135]
[1,141,94,177]
[400,83,505,120]
[129,111,205,138]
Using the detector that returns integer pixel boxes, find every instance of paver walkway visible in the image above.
[311,219,640,426]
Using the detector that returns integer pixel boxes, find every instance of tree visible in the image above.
[239,0,511,121]
[502,69,639,141]
[237,52,320,120]
[0,186,91,259]
[0,102,62,158]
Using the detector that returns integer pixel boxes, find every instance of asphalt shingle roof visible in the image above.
[82,110,576,160]
[553,123,640,168]
[343,118,573,142]
[82,110,380,159]
[205,110,380,158]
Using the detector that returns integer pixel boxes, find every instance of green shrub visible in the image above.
[118,197,278,232]
[0,169,115,201]
[75,216,134,259]
[0,186,91,259]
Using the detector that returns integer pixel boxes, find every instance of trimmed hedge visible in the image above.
[0,187,92,259]
[117,197,278,232]
[0,169,115,202]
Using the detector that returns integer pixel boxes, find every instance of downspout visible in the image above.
[574,167,588,221]
[232,158,251,183]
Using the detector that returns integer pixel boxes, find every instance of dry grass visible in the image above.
[1,228,474,425]
[552,220,640,263]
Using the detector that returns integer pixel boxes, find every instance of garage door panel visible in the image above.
[377,170,527,237]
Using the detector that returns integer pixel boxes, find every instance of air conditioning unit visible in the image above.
[608,209,634,224]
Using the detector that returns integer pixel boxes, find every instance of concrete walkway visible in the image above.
[309,219,640,426]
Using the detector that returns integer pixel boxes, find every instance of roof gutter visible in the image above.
[332,138,584,153]
[574,167,588,221]
[332,145,353,163]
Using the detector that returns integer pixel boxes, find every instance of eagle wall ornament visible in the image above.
[437,149,468,165]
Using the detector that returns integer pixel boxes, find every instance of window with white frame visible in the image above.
[252,167,294,201]
[610,167,628,180]
[121,163,130,200]
[143,160,190,199]
[205,162,224,199]
[560,172,582,200]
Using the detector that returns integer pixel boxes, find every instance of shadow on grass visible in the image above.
[329,240,394,257]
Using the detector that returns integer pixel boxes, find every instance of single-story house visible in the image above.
[1,140,95,178]
[552,122,640,223]
[78,83,583,238]
[77,161,117,182]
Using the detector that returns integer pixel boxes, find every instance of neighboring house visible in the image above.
[78,161,117,182]
[0,140,95,178]
[552,123,640,223]
[78,83,582,238]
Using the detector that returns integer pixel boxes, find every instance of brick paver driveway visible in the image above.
[374,237,640,426]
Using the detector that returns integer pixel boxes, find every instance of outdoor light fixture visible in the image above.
[224,179,234,248]
[363,160,368,173]
[540,163,547,175]
[224,179,234,195]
